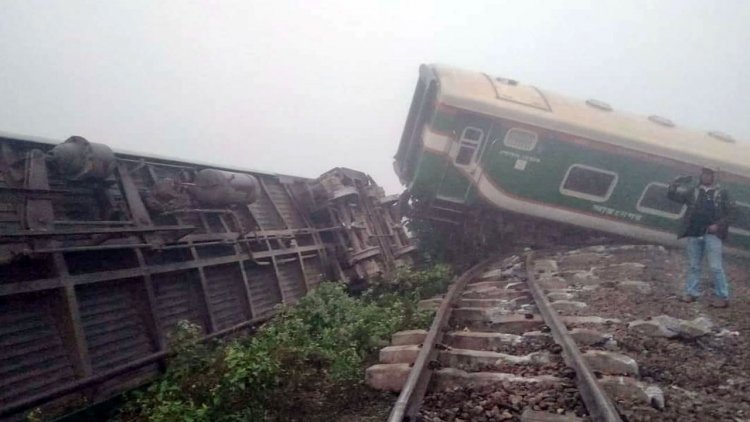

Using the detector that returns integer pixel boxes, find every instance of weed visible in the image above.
[117,265,452,421]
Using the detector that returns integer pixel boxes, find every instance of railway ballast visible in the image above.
[368,243,750,421]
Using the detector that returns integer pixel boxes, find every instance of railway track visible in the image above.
[381,252,646,422]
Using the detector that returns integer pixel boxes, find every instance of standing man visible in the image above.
[667,167,734,307]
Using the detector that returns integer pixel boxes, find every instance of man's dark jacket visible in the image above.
[667,177,734,240]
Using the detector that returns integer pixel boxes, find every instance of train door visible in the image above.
[454,127,484,167]
[436,120,491,204]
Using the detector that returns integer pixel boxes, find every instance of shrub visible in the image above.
[119,285,402,421]
[363,263,453,330]
[366,263,452,299]
[118,265,453,421]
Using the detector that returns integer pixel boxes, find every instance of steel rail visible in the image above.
[387,257,496,422]
[524,253,623,422]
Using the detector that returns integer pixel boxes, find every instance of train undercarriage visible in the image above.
[0,133,414,419]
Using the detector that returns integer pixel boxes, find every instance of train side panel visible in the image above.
[403,102,750,253]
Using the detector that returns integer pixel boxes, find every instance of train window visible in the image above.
[730,201,750,235]
[559,164,618,202]
[455,146,476,165]
[463,127,483,142]
[455,127,484,166]
[503,128,538,151]
[636,183,686,219]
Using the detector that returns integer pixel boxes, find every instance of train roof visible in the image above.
[427,64,750,177]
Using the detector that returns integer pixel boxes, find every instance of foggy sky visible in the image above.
[1,1,748,194]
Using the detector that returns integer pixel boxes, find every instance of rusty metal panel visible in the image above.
[0,133,413,417]
[247,177,285,229]
[303,256,325,289]
[0,292,76,406]
[176,212,206,234]
[152,270,207,335]
[23,150,54,232]
[276,260,306,304]
[0,203,19,230]
[95,364,158,403]
[76,279,156,372]
[262,178,305,228]
[243,262,282,318]
[203,264,250,331]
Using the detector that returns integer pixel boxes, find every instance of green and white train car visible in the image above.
[394,64,750,255]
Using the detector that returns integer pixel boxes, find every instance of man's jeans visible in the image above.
[686,234,729,299]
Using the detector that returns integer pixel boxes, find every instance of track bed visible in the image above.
[367,244,750,422]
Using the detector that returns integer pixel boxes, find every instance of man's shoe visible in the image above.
[679,295,698,303]
[710,298,729,308]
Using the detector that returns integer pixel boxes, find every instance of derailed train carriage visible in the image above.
[395,64,750,255]
[0,132,413,418]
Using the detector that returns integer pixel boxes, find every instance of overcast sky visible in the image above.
[1,1,748,194]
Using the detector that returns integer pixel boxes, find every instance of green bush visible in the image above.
[366,263,452,299]
[118,265,453,422]
[363,263,452,330]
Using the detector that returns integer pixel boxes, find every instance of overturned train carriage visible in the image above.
[395,64,750,255]
[0,132,413,418]
[292,167,415,282]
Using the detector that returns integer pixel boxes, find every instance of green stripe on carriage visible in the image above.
[405,109,750,251]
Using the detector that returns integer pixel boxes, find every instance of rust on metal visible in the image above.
[0,133,415,418]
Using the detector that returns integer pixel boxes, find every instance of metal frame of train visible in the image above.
[0,131,414,418]
[395,64,750,256]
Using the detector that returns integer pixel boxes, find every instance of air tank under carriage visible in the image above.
[0,132,414,419]
[46,135,117,181]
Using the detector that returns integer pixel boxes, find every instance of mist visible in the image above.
[1,0,748,193]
